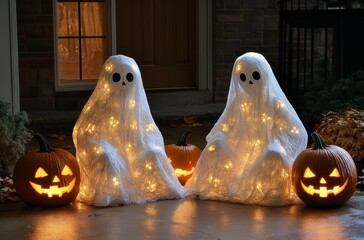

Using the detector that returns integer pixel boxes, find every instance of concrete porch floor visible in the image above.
[2,111,364,239]
[1,195,363,240]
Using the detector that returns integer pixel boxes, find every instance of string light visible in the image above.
[221,123,229,132]
[109,116,119,128]
[261,113,271,123]
[104,62,113,72]
[93,146,104,154]
[291,126,300,134]
[103,83,110,92]
[129,99,136,109]
[113,177,119,186]
[277,100,285,109]
[85,123,96,134]
[130,120,138,130]
[241,102,248,112]
[224,161,233,170]
[208,145,216,152]
[126,143,133,152]
[147,181,157,192]
[145,162,153,170]
[146,124,154,132]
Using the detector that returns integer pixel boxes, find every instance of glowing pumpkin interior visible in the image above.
[29,165,76,198]
[300,167,348,198]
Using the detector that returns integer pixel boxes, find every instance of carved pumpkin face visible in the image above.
[13,134,80,206]
[29,164,77,198]
[292,133,357,207]
[165,129,202,185]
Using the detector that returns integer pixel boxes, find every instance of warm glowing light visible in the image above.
[105,62,114,72]
[103,83,110,92]
[175,168,195,177]
[146,124,154,132]
[300,179,348,198]
[61,165,73,176]
[130,120,138,130]
[276,100,285,109]
[113,177,119,186]
[240,102,248,112]
[208,145,216,152]
[253,139,262,147]
[329,168,341,177]
[224,161,233,170]
[213,178,220,187]
[126,143,132,152]
[29,178,76,198]
[147,181,157,192]
[303,167,316,178]
[236,64,242,72]
[109,116,119,128]
[129,99,136,109]
[261,113,271,123]
[35,167,48,178]
[291,126,300,134]
[85,123,96,134]
[145,162,153,170]
[221,123,229,132]
[94,146,104,154]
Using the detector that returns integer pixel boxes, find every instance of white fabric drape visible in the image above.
[186,52,308,206]
[73,55,186,206]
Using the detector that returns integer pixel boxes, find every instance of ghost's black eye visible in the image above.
[252,71,260,80]
[126,73,134,82]
[240,73,246,82]
[112,73,121,82]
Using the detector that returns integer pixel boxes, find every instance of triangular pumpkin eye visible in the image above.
[329,168,341,177]
[35,167,48,178]
[303,167,316,178]
[61,165,73,176]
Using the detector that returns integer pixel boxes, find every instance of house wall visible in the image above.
[17,0,280,112]
[213,0,280,102]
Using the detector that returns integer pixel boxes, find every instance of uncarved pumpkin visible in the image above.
[292,132,357,207]
[13,133,80,206]
[165,129,202,185]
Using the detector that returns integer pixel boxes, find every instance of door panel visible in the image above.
[116,0,196,89]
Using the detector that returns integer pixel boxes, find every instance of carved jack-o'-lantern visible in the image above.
[165,129,202,185]
[292,132,357,207]
[13,133,80,206]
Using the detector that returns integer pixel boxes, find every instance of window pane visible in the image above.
[80,2,105,36]
[82,38,106,80]
[59,38,80,81]
[58,2,79,37]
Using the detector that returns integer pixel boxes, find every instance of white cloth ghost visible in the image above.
[73,55,186,206]
[186,52,308,206]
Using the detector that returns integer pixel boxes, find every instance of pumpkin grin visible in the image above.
[29,178,76,198]
[300,178,348,198]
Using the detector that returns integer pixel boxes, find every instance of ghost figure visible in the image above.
[73,55,185,206]
[186,52,308,206]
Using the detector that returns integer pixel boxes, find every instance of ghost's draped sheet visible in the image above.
[73,55,185,206]
[186,52,308,206]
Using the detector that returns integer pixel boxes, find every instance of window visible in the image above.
[56,0,111,91]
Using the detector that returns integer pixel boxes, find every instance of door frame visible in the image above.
[1,0,20,113]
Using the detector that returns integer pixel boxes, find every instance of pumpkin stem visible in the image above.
[176,129,192,146]
[34,133,53,152]
[311,132,329,150]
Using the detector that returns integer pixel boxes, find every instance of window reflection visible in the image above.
[57,1,106,82]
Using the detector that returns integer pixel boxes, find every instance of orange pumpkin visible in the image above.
[292,132,357,207]
[165,129,201,185]
[13,133,80,206]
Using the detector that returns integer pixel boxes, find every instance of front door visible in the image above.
[116,0,196,89]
